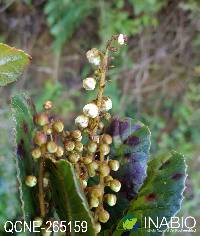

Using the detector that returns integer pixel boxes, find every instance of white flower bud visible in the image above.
[83,77,96,90]
[118,34,125,45]
[75,115,89,128]
[83,103,99,118]
[86,48,101,66]
[101,97,112,112]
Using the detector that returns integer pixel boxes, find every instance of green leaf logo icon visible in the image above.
[122,218,137,230]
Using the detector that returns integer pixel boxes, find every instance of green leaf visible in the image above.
[46,158,96,236]
[0,43,30,86]
[11,93,39,221]
[112,152,187,236]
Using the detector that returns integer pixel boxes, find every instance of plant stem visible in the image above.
[38,156,45,217]
[96,49,108,108]
[95,49,110,205]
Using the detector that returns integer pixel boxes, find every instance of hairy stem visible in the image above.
[96,49,110,206]
[96,50,109,108]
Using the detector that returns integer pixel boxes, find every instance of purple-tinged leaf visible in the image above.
[101,117,151,231]
[107,117,151,199]
[112,152,187,236]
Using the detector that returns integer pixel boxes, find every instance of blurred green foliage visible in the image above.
[0,152,19,231]
[0,111,20,232]
[44,0,166,52]
[44,0,95,53]
[133,78,200,158]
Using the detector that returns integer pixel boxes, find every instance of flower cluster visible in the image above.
[71,34,126,233]
[27,34,127,234]
[32,104,65,161]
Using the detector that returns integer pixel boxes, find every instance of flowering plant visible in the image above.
[1,36,186,235]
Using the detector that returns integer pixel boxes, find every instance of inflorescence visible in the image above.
[26,34,127,234]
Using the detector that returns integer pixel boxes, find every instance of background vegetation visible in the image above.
[0,0,200,235]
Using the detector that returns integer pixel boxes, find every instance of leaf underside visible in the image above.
[112,151,187,236]
[0,43,30,86]
[46,158,96,236]
[11,93,39,222]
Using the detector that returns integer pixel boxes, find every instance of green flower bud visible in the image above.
[99,162,110,177]
[71,130,82,139]
[75,142,83,152]
[109,160,120,171]
[65,141,75,152]
[90,186,103,198]
[89,196,99,208]
[34,217,43,227]
[104,175,113,185]
[32,148,41,160]
[35,113,49,126]
[47,141,58,154]
[89,161,99,170]
[68,152,80,163]
[34,131,47,146]
[53,121,64,133]
[100,144,110,155]
[43,124,52,135]
[83,156,93,164]
[94,222,101,233]
[87,162,98,177]
[88,168,96,177]
[104,194,117,206]
[102,134,112,145]
[98,209,110,223]
[56,146,64,157]
[110,179,121,192]
[25,175,37,187]
[88,142,97,153]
